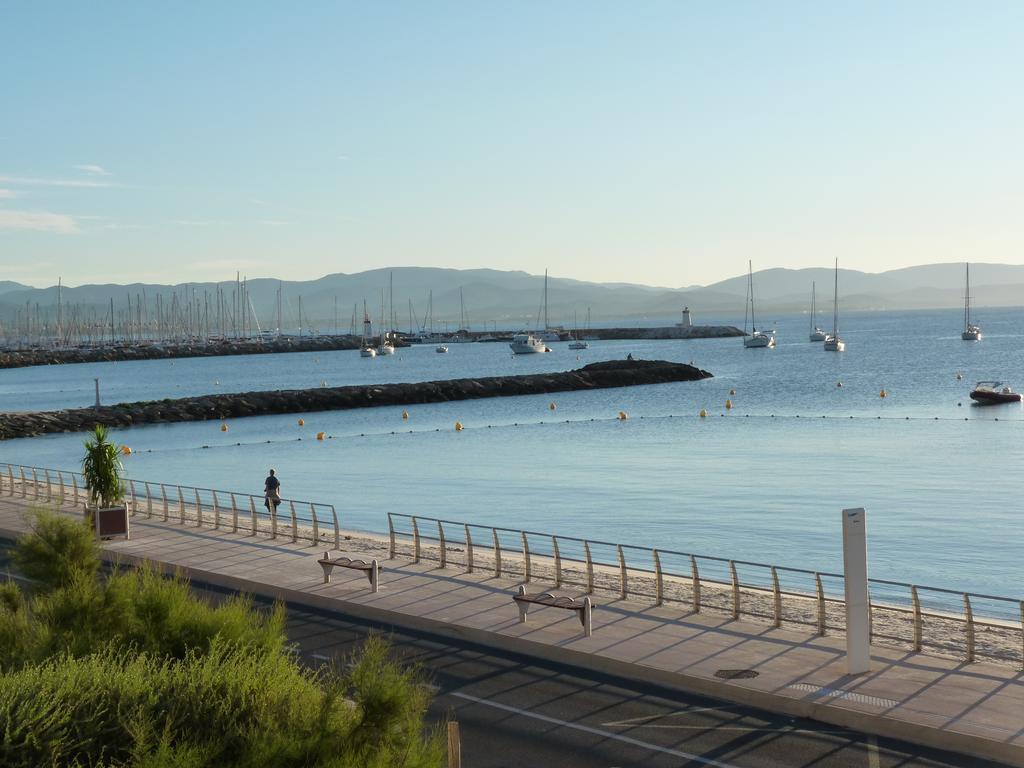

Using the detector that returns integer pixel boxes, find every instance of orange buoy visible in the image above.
[120,445,132,456]
[220,423,228,432]
[879,389,887,398]
[455,421,464,431]
[549,402,556,411]
[725,399,733,409]
[297,418,305,426]
[402,410,409,420]
[618,411,628,420]
[699,409,707,418]
[316,431,325,441]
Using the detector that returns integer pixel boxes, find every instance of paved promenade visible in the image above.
[1,496,1021,767]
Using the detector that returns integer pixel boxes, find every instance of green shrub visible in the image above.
[0,640,443,768]
[12,509,99,593]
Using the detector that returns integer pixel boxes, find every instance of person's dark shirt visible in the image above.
[265,475,280,491]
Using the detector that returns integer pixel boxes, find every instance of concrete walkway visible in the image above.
[1,497,1021,767]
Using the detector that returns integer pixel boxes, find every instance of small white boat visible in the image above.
[509,333,547,354]
[568,340,588,350]
[435,345,448,354]
[377,341,395,355]
[809,282,827,342]
[962,263,981,341]
[742,261,775,349]
[360,346,377,358]
[824,259,844,352]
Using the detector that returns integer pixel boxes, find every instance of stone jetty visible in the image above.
[0,359,711,440]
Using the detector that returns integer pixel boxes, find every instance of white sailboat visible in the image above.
[511,270,553,353]
[568,311,588,349]
[743,262,775,349]
[359,302,377,358]
[809,282,827,342]
[962,263,981,341]
[823,260,845,352]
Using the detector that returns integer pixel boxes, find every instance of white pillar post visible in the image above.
[842,507,870,674]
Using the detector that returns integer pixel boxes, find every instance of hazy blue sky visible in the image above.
[1,2,1021,288]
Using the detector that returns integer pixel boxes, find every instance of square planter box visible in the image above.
[89,505,130,540]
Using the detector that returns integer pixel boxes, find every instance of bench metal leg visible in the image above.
[517,584,529,623]
[582,596,593,637]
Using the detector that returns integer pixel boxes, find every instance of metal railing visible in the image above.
[0,462,340,549]
[387,512,1024,667]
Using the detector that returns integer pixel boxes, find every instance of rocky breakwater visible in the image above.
[0,335,371,370]
[0,359,711,440]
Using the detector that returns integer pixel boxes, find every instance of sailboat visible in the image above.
[568,311,588,350]
[377,280,395,354]
[962,263,981,341]
[809,282,827,342]
[538,269,562,342]
[359,302,377,358]
[823,260,845,352]
[510,270,552,353]
[743,262,775,348]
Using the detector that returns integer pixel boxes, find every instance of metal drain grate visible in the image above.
[714,669,759,680]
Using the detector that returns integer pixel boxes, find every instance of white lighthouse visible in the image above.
[678,307,692,329]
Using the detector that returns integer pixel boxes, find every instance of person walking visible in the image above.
[264,468,282,512]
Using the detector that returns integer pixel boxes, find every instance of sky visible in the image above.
[1,2,1022,289]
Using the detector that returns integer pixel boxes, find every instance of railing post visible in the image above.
[144,482,153,518]
[1019,601,1023,671]
[492,529,502,578]
[388,514,396,559]
[771,566,782,628]
[911,585,922,652]
[617,545,627,600]
[584,541,594,594]
[309,503,319,545]
[55,471,65,504]
[438,521,447,568]
[552,536,561,588]
[815,573,826,636]
[129,480,137,517]
[964,593,975,663]
[653,549,663,606]
[177,487,186,525]
[249,496,258,536]
[330,505,339,550]
[19,468,27,498]
[212,490,221,530]
[194,488,203,527]
[269,494,278,539]
[289,501,298,543]
[230,493,239,533]
[412,517,421,563]
[729,561,740,619]
[160,484,168,521]
[6,465,13,496]
[44,470,52,502]
[521,532,531,582]
[465,525,474,573]
[31,469,39,500]
[691,555,701,613]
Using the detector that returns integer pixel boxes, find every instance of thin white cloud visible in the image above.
[0,174,113,189]
[336,154,350,161]
[75,164,112,176]
[0,209,79,233]
[0,189,14,198]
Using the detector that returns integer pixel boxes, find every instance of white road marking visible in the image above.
[602,706,737,727]
[867,735,880,768]
[450,692,742,768]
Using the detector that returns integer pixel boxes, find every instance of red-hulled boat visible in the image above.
[969,381,1023,405]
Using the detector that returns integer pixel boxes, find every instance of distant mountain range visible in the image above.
[0,263,1020,331]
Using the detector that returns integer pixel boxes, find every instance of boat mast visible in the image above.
[810,282,816,333]
[832,259,839,336]
[543,269,549,330]
[964,262,970,329]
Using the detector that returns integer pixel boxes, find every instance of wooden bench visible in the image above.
[317,552,380,593]
[513,585,593,637]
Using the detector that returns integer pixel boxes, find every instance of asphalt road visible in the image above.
[277,599,1007,768]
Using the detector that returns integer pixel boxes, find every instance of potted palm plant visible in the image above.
[82,424,130,539]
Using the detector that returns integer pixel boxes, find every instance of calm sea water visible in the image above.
[1,307,1021,599]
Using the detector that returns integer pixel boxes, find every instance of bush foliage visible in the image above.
[0,510,443,767]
